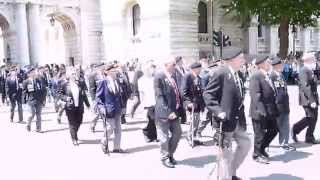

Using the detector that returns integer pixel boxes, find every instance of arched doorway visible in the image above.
[41,12,78,66]
[0,14,11,65]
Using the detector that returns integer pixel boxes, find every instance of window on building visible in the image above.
[198,1,208,33]
[132,4,141,36]
[258,16,263,38]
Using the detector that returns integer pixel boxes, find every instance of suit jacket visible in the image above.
[88,71,98,101]
[270,71,290,113]
[117,71,132,108]
[173,67,186,91]
[181,72,205,112]
[203,66,246,132]
[95,78,122,118]
[58,80,90,112]
[298,66,319,106]
[154,72,181,120]
[23,78,46,105]
[5,76,22,101]
[249,70,278,120]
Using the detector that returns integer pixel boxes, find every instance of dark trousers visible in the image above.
[27,103,43,131]
[130,95,141,118]
[143,107,157,141]
[9,96,23,122]
[252,117,278,157]
[178,106,186,124]
[66,109,83,141]
[293,106,318,140]
[1,92,6,104]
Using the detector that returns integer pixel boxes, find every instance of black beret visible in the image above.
[190,62,202,69]
[175,56,183,63]
[208,59,220,68]
[94,63,105,68]
[105,64,117,72]
[27,67,35,74]
[270,57,282,66]
[255,55,269,65]
[221,49,243,61]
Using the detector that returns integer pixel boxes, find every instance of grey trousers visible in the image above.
[218,124,251,180]
[276,113,290,145]
[198,109,212,135]
[188,112,201,140]
[157,119,182,160]
[102,113,122,150]
[27,103,42,131]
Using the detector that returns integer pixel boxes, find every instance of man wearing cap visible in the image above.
[154,57,182,168]
[6,67,23,123]
[203,50,250,180]
[23,68,45,133]
[249,55,279,164]
[96,63,125,154]
[270,57,295,151]
[181,62,205,146]
[292,52,319,144]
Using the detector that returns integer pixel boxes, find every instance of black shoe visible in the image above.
[112,149,127,153]
[18,121,24,124]
[36,129,42,133]
[292,131,298,143]
[121,116,126,124]
[72,140,79,146]
[194,140,204,146]
[57,118,61,124]
[26,125,31,132]
[10,119,13,123]
[90,126,95,133]
[162,159,175,168]
[169,156,177,165]
[281,144,296,151]
[260,149,270,158]
[253,156,270,164]
[305,139,320,144]
[232,176,242,180]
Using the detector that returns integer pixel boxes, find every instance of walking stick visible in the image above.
[190,106,195,148]
[98,108,110,156]
[207,121,223,180]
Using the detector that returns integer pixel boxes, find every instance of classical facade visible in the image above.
[0,0,103,66]
[100,0,320,64]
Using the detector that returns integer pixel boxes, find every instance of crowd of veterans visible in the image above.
[1,50,320,180]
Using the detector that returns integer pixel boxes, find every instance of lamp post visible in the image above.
[292,25,297,59]
[211,0,214,60]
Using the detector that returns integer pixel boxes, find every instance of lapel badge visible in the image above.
[228,73,232,80]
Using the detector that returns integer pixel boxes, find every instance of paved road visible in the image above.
[0,86,320,180]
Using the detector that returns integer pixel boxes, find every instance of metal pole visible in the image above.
[211,0,215,60]
[220,28,223,60]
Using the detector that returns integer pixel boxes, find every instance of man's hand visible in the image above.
[168,112,177,120]
[311,102,317,109]
[217,112,226,122]
[187,103,194,112]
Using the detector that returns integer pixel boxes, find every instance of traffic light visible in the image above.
[212,30,231,47]
[222,35,231,47]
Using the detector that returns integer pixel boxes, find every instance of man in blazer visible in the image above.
[203,50,250,180]
[154,57,182,168]
[181,62,205,146]
[292,53,320,144]
[6,68,23,123]
[96,63,124,154]
[270,57,295,151]
[249,56,279,164]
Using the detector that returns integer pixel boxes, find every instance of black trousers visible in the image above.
[293,106,318,140]
[9,96,23,122]
[252,117,278,157]
[130,95,141,117]
[66,109,83,141]
[142,107,157,140]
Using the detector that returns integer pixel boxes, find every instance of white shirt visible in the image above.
[70,81,79,107]
[228,66,242,96]
[106,76,119,94]
[139,75,155,107]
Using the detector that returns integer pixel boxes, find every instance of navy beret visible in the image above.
[190,62,202,69]
[255,55,269,65]
[270,56,282,66]
[221,49,243,61]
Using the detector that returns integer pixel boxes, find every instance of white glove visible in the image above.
[217,112,226,120]
[311,102,317,109]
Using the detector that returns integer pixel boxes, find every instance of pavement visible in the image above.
[0,86,320,180]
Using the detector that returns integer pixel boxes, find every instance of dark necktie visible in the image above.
[170,76,181,109]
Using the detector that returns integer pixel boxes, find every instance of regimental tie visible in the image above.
[234,72,243,98]
[170,75,181,110]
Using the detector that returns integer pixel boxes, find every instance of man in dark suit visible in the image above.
[23,68,46,133]
[181,62,205,146]
[203,50,250,180]
[117,64,132,124]
[292,53,320,144]
[6,68,23,123]
[270,57,295,151]
[154,57,182,168]
[249,56,279,164]
[96,64,125,154]
[173,56,187,124]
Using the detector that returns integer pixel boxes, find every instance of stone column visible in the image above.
[269,26,278,55]
[248,17,258,55]
[302,28,311,52]
[15,2,30,65]
[28,3,43,65]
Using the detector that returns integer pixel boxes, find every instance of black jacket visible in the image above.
[5,76,23,101]
[249,70,278,120]
[270,71,290,113]
[154,72,181,121]
[298,66,319,106]
[181,72,205,112]
[23,78,46,105]
[58,80,90,112]
[203,66,246,132]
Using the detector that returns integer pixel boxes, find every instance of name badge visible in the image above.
[27,84,34,92]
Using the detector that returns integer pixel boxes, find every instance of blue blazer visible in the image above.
[95,79,122,118]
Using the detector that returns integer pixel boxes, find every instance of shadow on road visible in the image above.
[251,173,303,180]
[271,150,312,163]
[179,155,216,168]
[122,127,142,132]
[125,120,147,125]
[41,128,70,133]
[126,144,159,153]
[79,139,102,145]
